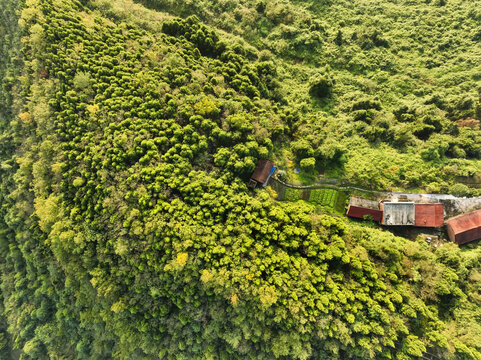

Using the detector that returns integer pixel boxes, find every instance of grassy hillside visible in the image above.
[0,0,480,359]
[137,0,481,192]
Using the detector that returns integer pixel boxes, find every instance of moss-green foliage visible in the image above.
[335,191,349,213]
[0,0,481,359]
[284,187,301,202]
[137,0,481,192]
[282,187,348,214]
[309,74,333,99]
[0,0,22,358]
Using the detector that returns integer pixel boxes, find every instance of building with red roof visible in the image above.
[445,209,481,245]
[346,197,382,222]
[347,206,383,222]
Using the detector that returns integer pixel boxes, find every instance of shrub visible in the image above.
[449,183,470,197]
[300,157,316,171]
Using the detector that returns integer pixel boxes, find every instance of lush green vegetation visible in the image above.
[0,0,480,359]
[309,188,338,208]
[282,187,348,214]
[137,0,481,193]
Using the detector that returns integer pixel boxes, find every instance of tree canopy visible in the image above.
[0,0,480,359]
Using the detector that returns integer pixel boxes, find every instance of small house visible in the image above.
[250,160,275,188]
[445,209,481,245]
[346,197,382,222]
[382,202,415,226]
[414,204,444,227]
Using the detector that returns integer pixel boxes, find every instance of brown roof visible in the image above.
[347,205,383,222]
[414,204,444,227]
[250,160,274,184]
[445,209,481,245]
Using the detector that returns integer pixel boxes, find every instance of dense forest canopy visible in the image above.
[136,0,481,192]
[0,0,480,359]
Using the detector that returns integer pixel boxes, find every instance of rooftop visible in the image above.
[414,204,444,227]
[349,196,380,210]
[446,209,481,235]
[251,159,274,185]
[347,205,383,222]
[382,202,415,226]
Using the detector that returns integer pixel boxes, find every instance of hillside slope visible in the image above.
[137,0,481,191]
[0,0,480,359]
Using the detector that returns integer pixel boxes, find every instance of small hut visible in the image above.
[445,209,481,245]
[250,160,275,188]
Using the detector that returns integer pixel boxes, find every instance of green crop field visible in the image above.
[309,188,338,207]
[307,188,349,214]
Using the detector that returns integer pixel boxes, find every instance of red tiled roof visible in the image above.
[414,204,444,227]
[347,205,383,222]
